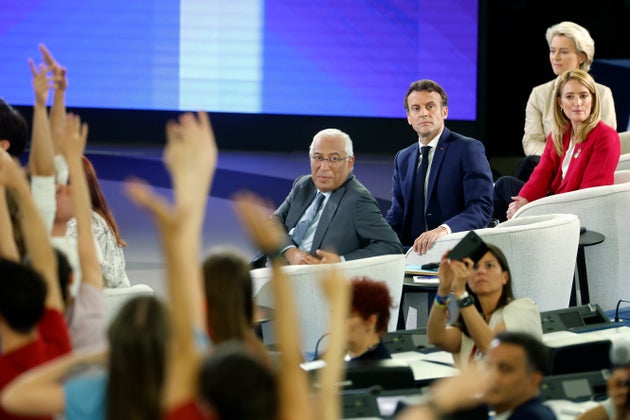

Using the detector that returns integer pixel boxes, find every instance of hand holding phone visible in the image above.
[447,231,488,263]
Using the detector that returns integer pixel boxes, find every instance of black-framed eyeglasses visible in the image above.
[309,155,351,164]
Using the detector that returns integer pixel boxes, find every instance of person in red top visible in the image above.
[0,146,71,420]
[493,69,620,221]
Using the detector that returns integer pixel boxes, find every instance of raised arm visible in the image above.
[125,111,217,410]
[0,348,106,416]
[39,44,69,156]
[427,251,462,353]
[27,58,55,177]
[233,191,314,420]
[315,267,350,420]
[57,114,102,290]
[0,152,20,260]
[0,147,62,310]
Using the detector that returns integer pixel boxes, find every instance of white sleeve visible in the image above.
[502,298,543,339]
[30,175,56,234]
[54,154,69,185]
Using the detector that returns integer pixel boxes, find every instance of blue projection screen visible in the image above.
[0,0,478,120]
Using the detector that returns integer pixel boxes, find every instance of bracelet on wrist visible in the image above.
[433,296,447,309]
[435,293,451,307]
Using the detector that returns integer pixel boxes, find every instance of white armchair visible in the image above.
[615,131,630,171]
[250,254,405,356]
[405,214,580,313]
[513,183,630,310]
[614,169,630,184]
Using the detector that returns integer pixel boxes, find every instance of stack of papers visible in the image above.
[412,276,439,286]
[405,264,439,276]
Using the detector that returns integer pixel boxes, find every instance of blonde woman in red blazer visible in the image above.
[494,69,620,221]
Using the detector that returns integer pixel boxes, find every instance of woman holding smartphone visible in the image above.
[426,244,542,367]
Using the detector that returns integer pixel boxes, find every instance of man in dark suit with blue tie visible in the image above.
[386,80,494,255]
[252,128,402,267]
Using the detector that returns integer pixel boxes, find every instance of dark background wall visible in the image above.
[14,0,630,158]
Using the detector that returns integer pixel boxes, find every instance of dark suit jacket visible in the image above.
[386,127,494,246]
[271,173,403,262]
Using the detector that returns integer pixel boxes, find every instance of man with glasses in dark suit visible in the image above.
[251,128,402,267]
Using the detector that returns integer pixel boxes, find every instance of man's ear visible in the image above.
[0,139,10,152]
[530,370,544,388]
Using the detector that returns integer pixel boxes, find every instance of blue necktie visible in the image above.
[410,146,431,241]
[291,192,325,246]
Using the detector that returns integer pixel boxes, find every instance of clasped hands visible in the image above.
[284,247,341,265]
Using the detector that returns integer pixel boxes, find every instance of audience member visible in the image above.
[234,190,350,420]
[252,127,402,267]
[25,49,107,349]
[0,111,214,420]
[65,156,130,289]
[484,331,556,419]
[0,148,71,420]
[31,44,130,290]
[386,79,494,255]
[494,69,620,221]
[576,338,630,420]
[394,361,495,420]
[345,276,394,361]
[57,115,106,349]
[426,244,542,368]
[202,246,271,367]
[517,21,617,181]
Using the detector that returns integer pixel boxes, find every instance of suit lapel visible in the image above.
[426,129,449,202]
[288,179,317,228]
[310,175,351,253]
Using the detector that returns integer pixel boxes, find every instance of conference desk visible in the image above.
[397,275,436,330]
[397,274,460,331]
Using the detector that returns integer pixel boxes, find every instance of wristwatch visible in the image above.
[456,291,474,309]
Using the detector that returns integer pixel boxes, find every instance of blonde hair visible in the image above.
[551,69,601,156]
[546,21,595,72]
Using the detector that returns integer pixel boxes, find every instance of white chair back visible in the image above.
[406,214,580,312]
[250,254,405,356]
[514,183,630,310]
[615,170,630,184]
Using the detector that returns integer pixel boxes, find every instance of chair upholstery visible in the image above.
[513,183,630,310]
[103,284,155,324]
[619,131,630,154]
[615,131,630,171]
[614,169,630,184]
[405,214,580,312]
[250,254,405,355]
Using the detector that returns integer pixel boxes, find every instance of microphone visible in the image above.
[615,299,630,323]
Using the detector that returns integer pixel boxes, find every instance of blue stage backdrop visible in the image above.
[0,0,478,120]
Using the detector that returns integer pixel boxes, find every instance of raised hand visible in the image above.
[39,43,68,91]
[57,113,88,163]
[232,191,285,254]
[28,59,52,107]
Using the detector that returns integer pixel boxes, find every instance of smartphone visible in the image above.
[447,231,488,263]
